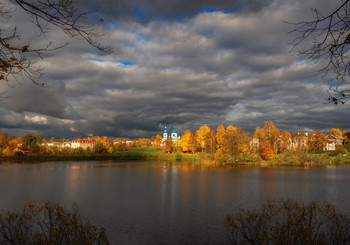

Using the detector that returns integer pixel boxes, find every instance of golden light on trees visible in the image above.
[216,124,226,150]
[261,141,274,160]
[308,130,327,151]
[178,130,194,153]
[195,125,211,153]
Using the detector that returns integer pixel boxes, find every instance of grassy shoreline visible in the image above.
[1,148,350,166]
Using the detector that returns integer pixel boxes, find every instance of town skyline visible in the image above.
[0,0,349,139]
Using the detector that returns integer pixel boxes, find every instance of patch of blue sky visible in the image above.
[200,6,228,14]
[119,60,133,66]
[89,58,134,66]
[295,57,311,63]
[89,58,106,63]
[129,6,148,21]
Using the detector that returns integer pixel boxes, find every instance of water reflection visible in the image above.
[0,162,349,244]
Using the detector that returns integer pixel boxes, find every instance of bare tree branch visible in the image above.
[0,0,111,87]
[289,0,350,104]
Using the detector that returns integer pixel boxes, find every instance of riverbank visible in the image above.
[1,148,350,166]
[0,148,202,163]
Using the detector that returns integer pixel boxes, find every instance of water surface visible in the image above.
[0,161,349,244]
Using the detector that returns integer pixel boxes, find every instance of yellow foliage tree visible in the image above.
[328,127,343,137]
[223,125,249,157]
[308,130,327,150]
[216,124,226,150]
[151,135,163,148]
[196,125,211,153]
[253,121,280,152]
[214,148,224,160]
[178,130,194,153]
[277,130,292,153]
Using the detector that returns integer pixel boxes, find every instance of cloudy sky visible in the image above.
[1,0,349,139]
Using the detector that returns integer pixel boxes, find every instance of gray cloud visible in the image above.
[1,0,349,139]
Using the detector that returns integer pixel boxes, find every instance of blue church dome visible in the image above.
[172,129,177,133]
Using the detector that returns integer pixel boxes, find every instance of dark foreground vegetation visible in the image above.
[226,199,350,245]
[0,202,109,245]
[1,200,349,244]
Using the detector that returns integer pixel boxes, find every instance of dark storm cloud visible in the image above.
[80,0,277,21]
[1,0,350,138]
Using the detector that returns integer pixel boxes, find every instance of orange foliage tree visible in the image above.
[261,141,274,160]
[253,121,280,152]
[308,130,327,150]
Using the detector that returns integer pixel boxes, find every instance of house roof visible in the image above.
[327,134,345,140]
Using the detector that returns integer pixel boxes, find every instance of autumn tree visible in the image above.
[22,133,39,153]
[136,138,151,148]
[328,127,344,137]
[253,121,280,152]
[1,0,110,86]
[308,130,328,151]
[223,125,249,158]
[216,124,226,150]
[290,1,350,103]
[208,128,216,155]
[195,125,211,153]
[277,130,292,153]
[0,132,9,154]
[178,130,195,153]
[151,135,163,148]
[260,140,274,160]
[164,137,174,154]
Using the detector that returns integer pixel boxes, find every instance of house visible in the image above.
[249,138,260,150]
[71,139,94,150]
[13,146,30,155]
[325,142,336,151]
[325,134,345,151]
[291,131,308,149]
[41,142,71,149]
[327,134,345,147]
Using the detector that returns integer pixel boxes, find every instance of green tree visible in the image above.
[22,134,39,153]
[22,134,37,148]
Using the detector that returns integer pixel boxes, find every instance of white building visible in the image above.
[71,139,94,149]
[162,125,180,142]
[40,142,71,149]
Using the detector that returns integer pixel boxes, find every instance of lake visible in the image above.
[0,161,349,244]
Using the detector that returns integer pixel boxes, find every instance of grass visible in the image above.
[1,148,350,166]
[0,148,202,163]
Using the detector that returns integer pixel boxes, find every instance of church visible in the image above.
[163,125,180,142]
